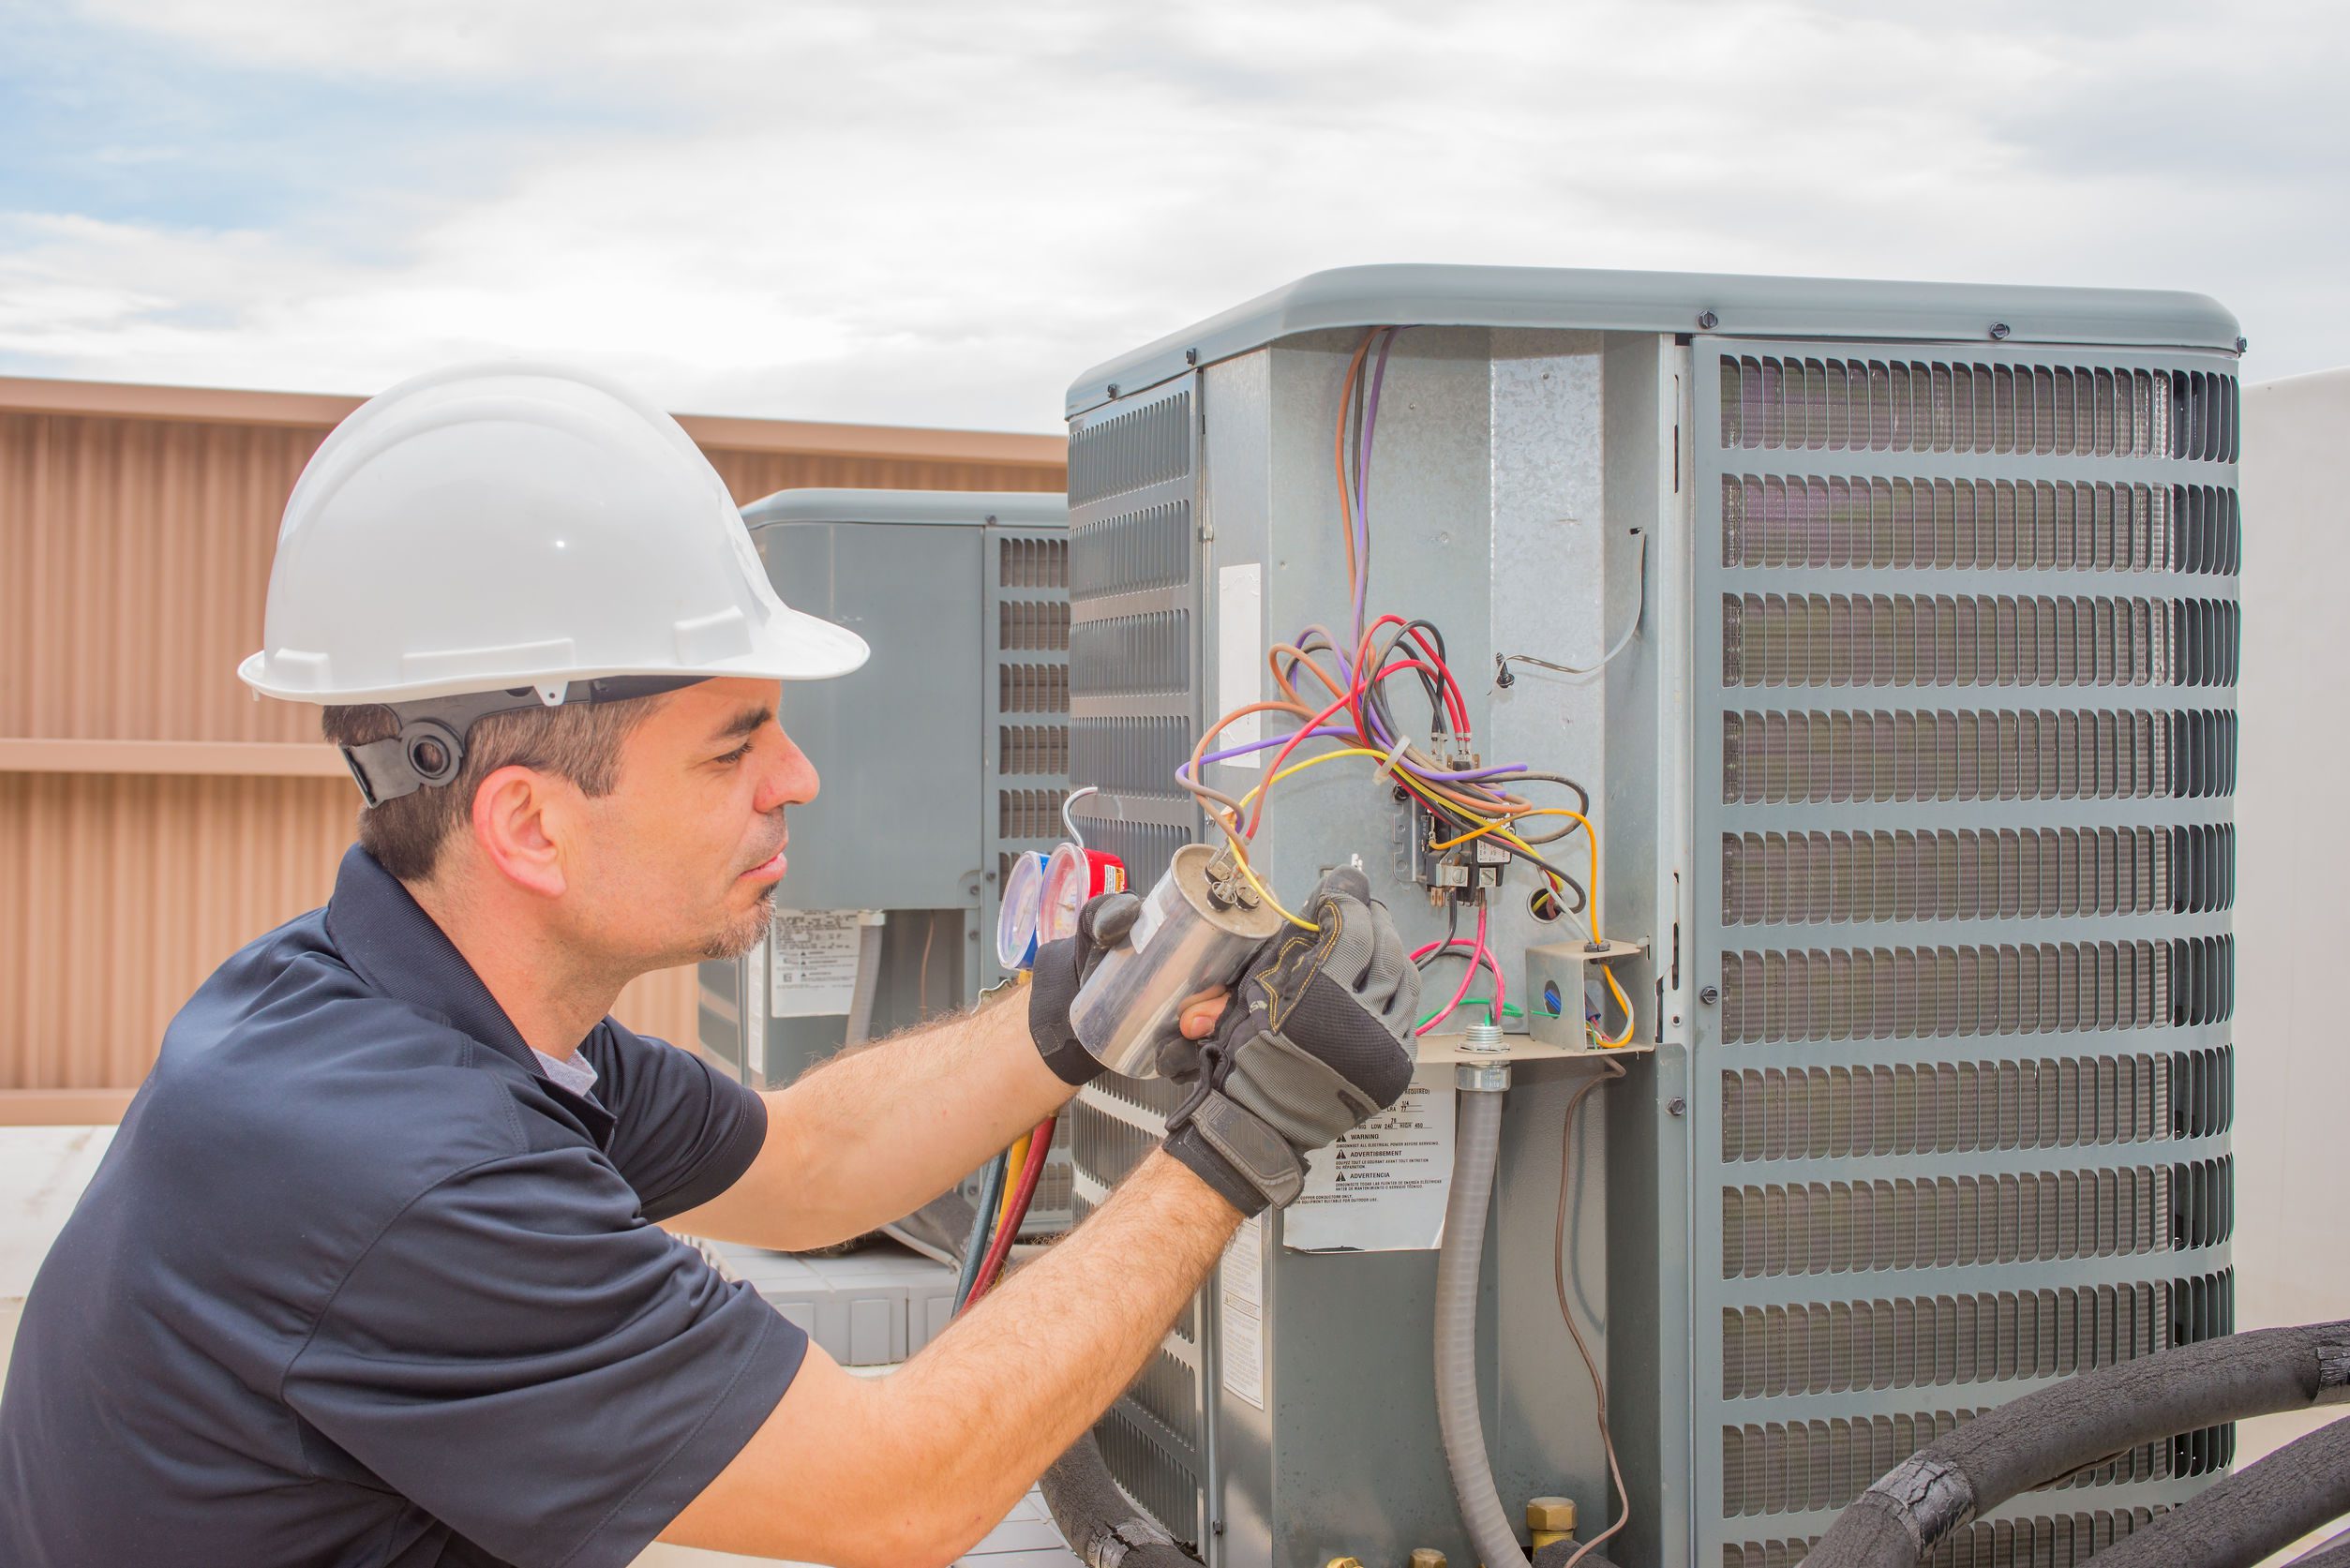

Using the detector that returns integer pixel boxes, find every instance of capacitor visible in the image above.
[995,850,1050,972]
[1068,844,1288,1079]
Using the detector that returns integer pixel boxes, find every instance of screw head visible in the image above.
[1699,984,1721,1005]
[1185,347,1200,366]
[1106,382,1120,397]
[1668,1097,1687,1117]
[1697,309,1719,330]
[1989,321,2013,341]
[2236,336,2250,353]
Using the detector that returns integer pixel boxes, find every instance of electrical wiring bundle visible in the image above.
[1172,326,1636,1047]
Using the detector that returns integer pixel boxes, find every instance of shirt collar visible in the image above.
[322,845,615,1140]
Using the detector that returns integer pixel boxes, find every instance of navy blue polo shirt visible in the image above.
[0,846,805,1568]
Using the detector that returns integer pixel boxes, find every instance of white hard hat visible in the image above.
[240,361,869,707]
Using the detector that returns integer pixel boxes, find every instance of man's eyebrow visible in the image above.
[711,706,774,744]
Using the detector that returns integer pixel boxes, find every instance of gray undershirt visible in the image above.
[532,1047,600,1100]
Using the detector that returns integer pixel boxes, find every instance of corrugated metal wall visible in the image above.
[0,386,1063,1113]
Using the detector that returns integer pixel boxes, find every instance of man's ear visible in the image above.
[471,765,570,899]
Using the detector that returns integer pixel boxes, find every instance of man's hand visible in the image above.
[1158,868,1419,1215]
[1025,891,1142,1086]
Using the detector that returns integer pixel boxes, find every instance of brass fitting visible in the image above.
[1408,1551,1449,1568]
[1324,1559,1366,1568]
[1526,1495,1579,1551]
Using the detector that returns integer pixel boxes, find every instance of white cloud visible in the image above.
[5,0,2343,427]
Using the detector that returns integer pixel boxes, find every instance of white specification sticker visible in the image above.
[1216,563,1264,768]
[1281,1069,1456,1252]
[767,910,866,1018]
[1219,1212,1266,1410]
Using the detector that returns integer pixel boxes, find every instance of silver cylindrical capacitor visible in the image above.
[1069,843,1288,1079]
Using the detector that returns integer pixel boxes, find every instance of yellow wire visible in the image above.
[1595,962,1638,1048]
[1232,745,1392,811]
[996,1132,1031,1229]
[1427,805,1586,851]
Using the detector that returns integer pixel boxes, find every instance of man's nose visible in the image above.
[756,728,818,812]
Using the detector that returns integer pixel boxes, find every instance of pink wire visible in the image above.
[1406,937,1509,1014]
[1416,904,1491,1036]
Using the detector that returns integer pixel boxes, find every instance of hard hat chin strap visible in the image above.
[338,676,706,808]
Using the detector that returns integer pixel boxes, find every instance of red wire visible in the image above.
[965,1115,1055,1307]
[1417,904,1489,1036]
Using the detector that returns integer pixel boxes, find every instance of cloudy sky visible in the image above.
[0,0,2340,431]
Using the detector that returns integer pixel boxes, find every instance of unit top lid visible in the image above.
[1065,262,2242,417]
[741,486,1068,531]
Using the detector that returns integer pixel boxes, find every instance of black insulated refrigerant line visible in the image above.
[1803,1321,2350,1568]
[2085,1415,2350,1568]
[1036,1432,1199,1568]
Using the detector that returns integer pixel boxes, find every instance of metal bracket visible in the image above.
[1523,937,1654,1056]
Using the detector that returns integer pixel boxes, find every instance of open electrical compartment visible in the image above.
[1056,266,2242,1568]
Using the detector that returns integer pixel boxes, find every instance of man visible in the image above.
[0,365,1419,1568]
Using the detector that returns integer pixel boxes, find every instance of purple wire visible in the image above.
[1183,725,1526,781]
[1352,329,1398,644]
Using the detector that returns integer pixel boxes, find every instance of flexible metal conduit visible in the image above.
[1435,1083,1530,1568]
[843,917,885,1047]
[1804,1320,2350,1568]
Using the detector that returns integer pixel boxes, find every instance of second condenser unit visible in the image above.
[698,487,1074,1242]
[1059,267,2239,1568]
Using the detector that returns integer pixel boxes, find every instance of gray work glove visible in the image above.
[1160,868,1419,1215]
[1027,892,1142,1086]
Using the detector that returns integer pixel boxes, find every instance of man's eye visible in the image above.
[717,743,754,765]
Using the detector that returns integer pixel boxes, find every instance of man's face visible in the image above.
[558,678,816,972]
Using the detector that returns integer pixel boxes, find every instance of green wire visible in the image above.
[1415,999,1524,1029]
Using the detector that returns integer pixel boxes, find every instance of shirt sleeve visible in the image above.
[283,1148,805,1568]
[583,1021,767,1221]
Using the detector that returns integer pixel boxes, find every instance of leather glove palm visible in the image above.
[1160,868,1419,1215]
[1027,892,1142,1086]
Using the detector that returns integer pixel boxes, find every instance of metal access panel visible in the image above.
[693,488,1074,1232]
[1685,345,2239,1568]
[1065,330,1664,1567]
[1063,268,2240,1568]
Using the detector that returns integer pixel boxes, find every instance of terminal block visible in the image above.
[1400,790,1508,899]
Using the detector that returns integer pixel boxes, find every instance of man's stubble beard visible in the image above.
[698,883,776,963]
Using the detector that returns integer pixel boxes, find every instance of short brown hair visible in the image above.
[322,697,661,883]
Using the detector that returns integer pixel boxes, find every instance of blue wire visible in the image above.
[953,1152,1008,1313]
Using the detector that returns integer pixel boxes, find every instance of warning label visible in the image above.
[768,910,867,1018]
[1280,1070,1455,1253]
[1219,1213,1265,1411]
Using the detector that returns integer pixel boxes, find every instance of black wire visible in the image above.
[1415,896,1465,973]
[1358,617,1446,742]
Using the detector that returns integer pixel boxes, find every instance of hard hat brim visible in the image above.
[238,603,870,706]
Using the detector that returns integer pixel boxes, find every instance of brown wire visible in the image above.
[1554,1060,1631,1568]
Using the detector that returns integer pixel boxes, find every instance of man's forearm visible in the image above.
[879,1151,1240,1552]
[689,987,1072,1249]
[665,1151,1241,1568]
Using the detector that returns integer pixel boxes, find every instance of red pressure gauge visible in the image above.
[1039,842,1128,945]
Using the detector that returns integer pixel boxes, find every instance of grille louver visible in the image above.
[1066,382,1206,1546]
[1719,356,2198,458]
[1726,1505,2165,1568]
[1723,1165,2179,1278]
[1721,593,2238,690]
[1724,1280,2172,1398]
[1721,708,2235,803]
[1718,1051,2237,1161]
